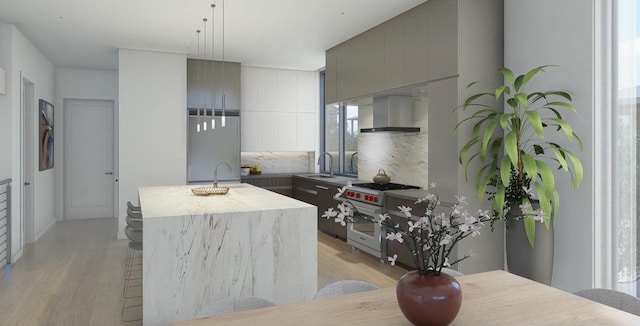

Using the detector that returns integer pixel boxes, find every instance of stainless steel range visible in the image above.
[340,182,420,259]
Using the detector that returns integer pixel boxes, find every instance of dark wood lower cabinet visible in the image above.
[241,175,293,197]
[384,195,427,268]
[317,183,347,239]
[293,176,346,239]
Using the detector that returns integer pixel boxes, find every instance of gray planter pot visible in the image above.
[505,206,554,285]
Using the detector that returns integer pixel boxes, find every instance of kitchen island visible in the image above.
[138,183,317,326]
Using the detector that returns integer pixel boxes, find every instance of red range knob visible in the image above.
[356,193,361,199]
[373,197,378,202]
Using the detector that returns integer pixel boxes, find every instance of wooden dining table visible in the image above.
[175,270,640,325]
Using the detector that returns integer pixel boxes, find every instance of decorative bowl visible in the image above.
[192,187,229,196]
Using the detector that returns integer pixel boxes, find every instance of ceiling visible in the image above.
[0,0,428,71]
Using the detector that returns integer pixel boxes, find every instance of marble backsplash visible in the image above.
[358,132,428,188]
[357,96,428,188]
[241,152,314,174]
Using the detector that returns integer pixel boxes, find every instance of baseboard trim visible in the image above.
[34,218,55,242]
[10,248,23,264]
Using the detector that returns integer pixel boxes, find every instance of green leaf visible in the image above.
[524,216,536,248]
[545,90,573,101]
[481,120,497,161]
[536,161,555,195]
[514,75,525,92]
[499,67,515,86]
[500,155,512,186]
[525,111,544,138]
[522,66,551,89]
[506,98,518,109]
[520,154,538,179]
[463,93,493,107]
[533,182,552,220]
[547,101,576,112]
[495,85,508,100]
[533,144,544,155]
[551,190,560,220]
[504,131,519,170]
[465,81,478,89]
[499,112,511,130]
[476,164,495,200]
[458,139,478,164]
[551,146,569,171]
[549,118,573,141]
[564,149,584,187]
[540,106,562,120]
[494,185,506,217]
[515,93,528,108]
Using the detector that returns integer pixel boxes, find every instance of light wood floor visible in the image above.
[0,218,407,326]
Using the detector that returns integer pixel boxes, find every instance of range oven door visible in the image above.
[346,201,383,258]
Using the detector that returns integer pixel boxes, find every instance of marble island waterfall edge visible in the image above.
[139,184,317,326]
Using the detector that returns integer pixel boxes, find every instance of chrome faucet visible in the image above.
[317,152,334,177]
[213,162,231,188]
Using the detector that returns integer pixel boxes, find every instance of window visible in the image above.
[611,0,640,295]
[319,72,359,176]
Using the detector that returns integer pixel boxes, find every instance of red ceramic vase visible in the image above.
[396,270,462,326]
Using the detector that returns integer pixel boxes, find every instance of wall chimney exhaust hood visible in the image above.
[360,95,419,133]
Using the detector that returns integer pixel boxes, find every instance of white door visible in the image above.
[64,99,114,219]
[21,76,34,245]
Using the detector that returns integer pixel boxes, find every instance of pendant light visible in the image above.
[202,17,208,131]
[196,29,202,133]
[221,0,226,127]
[210,3,216,130]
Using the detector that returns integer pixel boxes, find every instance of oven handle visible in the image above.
[352,205,382,218]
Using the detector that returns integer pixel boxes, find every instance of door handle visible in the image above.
[24,182,30,186]
[315,185,329,190]
[104,172,113,175]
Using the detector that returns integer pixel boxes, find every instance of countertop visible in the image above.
[138,183,313,218]
[293,174,366,186]
[240,173,297,179]
[384,189,430,201]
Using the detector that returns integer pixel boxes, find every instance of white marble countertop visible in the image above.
[139,183,314,219]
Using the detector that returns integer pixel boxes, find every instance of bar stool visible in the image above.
[122,204,143,322]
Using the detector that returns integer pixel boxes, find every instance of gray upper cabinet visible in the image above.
[364,27,385,95]
[349,35,368,98]
[384,17,405,91]
[325,48,338,104]
[404,6,430,86]
[334,43,350,101]
[324,0,463,104]
[187,59,241,110]
[427,0,458,80]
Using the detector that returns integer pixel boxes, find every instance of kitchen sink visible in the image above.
[304,174,335,179]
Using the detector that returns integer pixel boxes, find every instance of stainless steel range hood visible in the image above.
[360,95,420,133]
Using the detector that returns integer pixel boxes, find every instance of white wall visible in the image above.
[454,0,505,274]
[505,0,594,292]
[0,22,56,261]
[118,49,187,238]
[54,68,118,221]
[0,22,12,180]
[240,66,318,152]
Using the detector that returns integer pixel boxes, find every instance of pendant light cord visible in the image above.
[221,0,226,126]
[196,29,201,132]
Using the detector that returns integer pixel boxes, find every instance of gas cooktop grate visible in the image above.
[352,183,420,191]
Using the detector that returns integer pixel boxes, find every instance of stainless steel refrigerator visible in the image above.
[187,110,240,183]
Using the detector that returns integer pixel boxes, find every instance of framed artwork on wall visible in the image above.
[39,99,54,171]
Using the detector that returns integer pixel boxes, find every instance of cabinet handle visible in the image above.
[315,185,329,190]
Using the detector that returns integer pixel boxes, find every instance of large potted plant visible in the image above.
[455,66,583,284]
